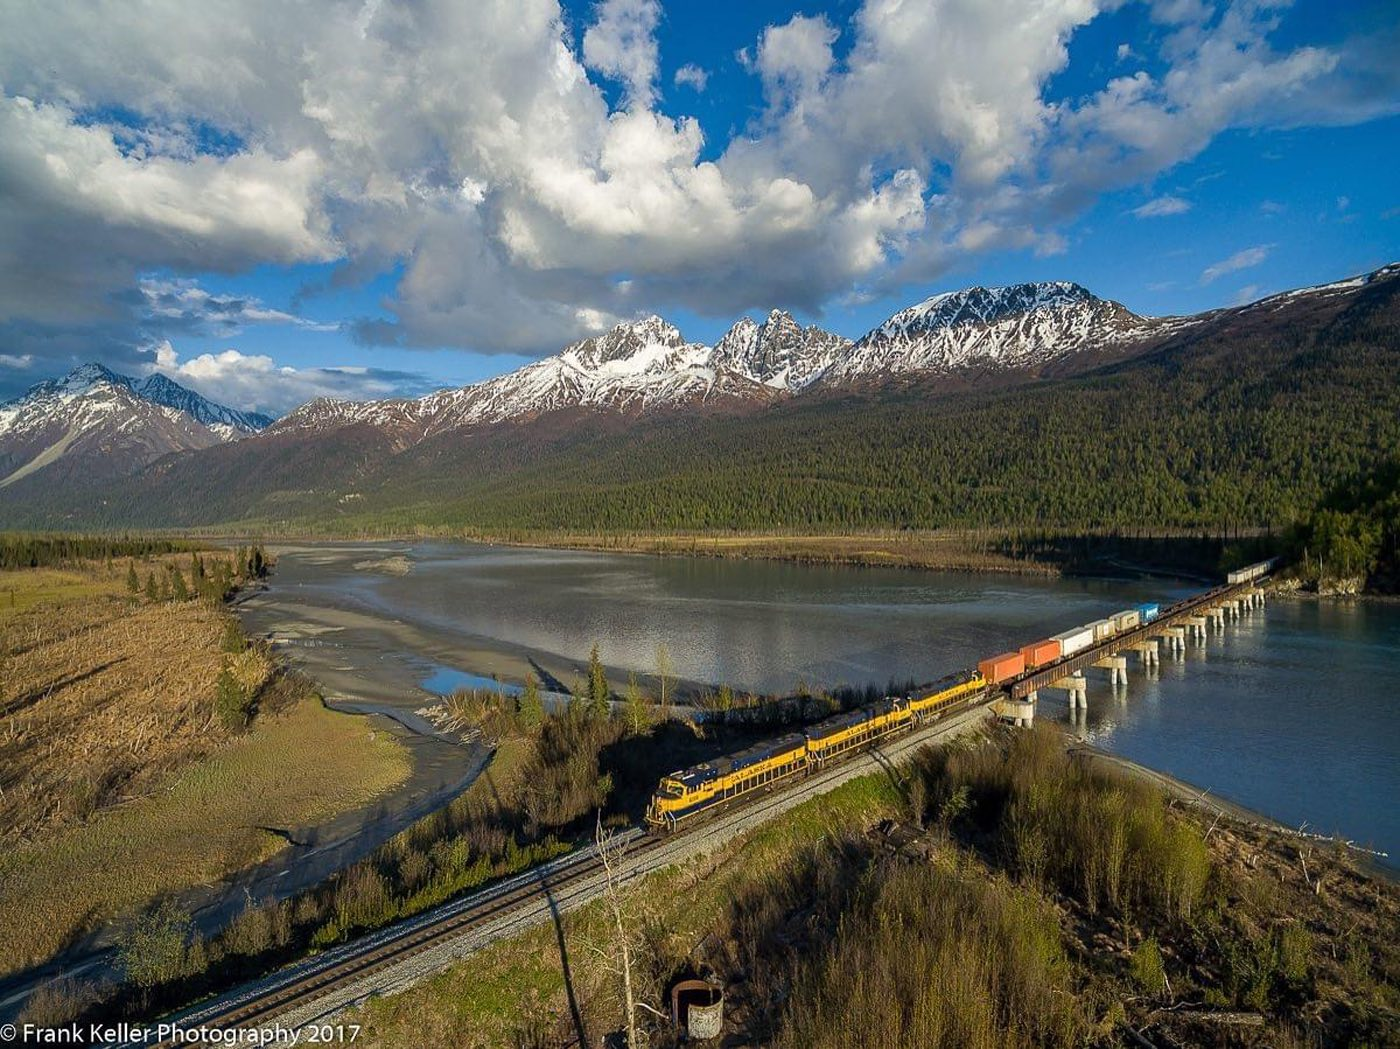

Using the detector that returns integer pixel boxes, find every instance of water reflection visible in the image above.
[261,541,1398,863]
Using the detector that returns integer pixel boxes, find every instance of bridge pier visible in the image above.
[1130,639,1159,667]
[1184,615,1208,642]
[1154,626,1186,654]
[994,695,1036,727]
[1049,671,1088,712]
[1092,654,1128,687]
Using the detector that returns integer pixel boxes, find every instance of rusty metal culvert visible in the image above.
[670,978,724,1041]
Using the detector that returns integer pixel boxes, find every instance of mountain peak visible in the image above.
[713,310,851,390]
[52,362,127,396]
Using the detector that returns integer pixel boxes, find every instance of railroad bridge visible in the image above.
[992,561,1276,725]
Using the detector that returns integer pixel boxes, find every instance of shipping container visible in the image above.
[1089,618,1116,642]
[978,651,1026,685]
[1051,625,1095,657]
[1019,638,1061,669]
[1111,609,1141,631]
[1136,602,1160,623]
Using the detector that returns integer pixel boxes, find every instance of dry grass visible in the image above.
[0,557,267,844]
[0,688,410,976]
[481,529,1060,575]
[0,554,413,978]
[346,734,1398,1049]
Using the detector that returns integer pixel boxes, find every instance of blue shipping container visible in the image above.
[1136,602,1160,623]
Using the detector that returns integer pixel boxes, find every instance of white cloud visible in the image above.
[1132,195,1191,217]
[1201,244,1271,284]
[145,342,432,416]
[0,0,1394,372]
[1231,283,1262,305]
[0,354,34,369]
[583,0,662,108]
[673,64,708,91]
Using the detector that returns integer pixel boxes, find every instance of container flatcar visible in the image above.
[1020,638,1061,670]
[1110,609,1141,632]
[1052,625,1094,658]
[978,651,1025,685]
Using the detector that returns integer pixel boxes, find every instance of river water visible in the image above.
[246,541,1400,861]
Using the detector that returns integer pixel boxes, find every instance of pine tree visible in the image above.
[144,571,159,602]
[170,567,190,601]
[586,643,610,720]
[215,665,249,728]
[126,561,140,595]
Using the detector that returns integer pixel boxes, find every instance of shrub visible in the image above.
[1131,938,1167,995]
[119,902,201,989]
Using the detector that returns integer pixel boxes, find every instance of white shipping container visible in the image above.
[1111,609,1141,631]
[1090,618,1116,642]
[1051,626,1095,657]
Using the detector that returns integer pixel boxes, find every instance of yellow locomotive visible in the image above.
[646,670,987,830]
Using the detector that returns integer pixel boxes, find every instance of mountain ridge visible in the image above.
[0,363,272,491]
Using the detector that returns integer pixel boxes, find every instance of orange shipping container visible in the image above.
[978,651,1026,685]
[1019,639,1061,669]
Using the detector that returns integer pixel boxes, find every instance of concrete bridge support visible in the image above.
[1130,639,1160,667]
[1154,626,1186,654]
[1093,654,1128,687]
[1050,671,1088,712]
[1184,615,1208,642]
[995,696,1036,728]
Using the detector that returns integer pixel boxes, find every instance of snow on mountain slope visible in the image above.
[823,282,1167,383]
[130,372,273,433]
[712,309,853,390]
[158,265,1400,451]
[0,363,267,489]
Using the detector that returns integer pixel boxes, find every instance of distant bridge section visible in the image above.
[1003,559,1277,704]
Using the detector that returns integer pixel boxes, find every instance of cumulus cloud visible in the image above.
[673,64,708,91]
[0,0,1395,381]
[1132,195,1191,217]
[145,342,436,417]
[1201,244,1271,284]
[583,0,662,108]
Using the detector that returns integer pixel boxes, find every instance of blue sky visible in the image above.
[0,0,1397,411]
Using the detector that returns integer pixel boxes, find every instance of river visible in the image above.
[238,540,1400,862]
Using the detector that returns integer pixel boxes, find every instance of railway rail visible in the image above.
[105,567,1275,1046]
[109,701,995,1047]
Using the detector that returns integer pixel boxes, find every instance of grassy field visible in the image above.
[346,729,1399,1049]
[473,528,1062,576]
[1,556,266,844]
[0,555,412,978]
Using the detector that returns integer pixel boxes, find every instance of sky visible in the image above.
[0,0,1397,413]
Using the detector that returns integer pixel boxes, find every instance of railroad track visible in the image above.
[111,700,994,1047]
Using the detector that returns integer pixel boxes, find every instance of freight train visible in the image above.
[647,563,1276,832]
[645,670,986,830]
[1226,558,1278,586]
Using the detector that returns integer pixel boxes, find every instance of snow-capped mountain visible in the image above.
[128,372,272,434]
[824,282,1164,383]
[0,363,269,489]
[712,309,854,390]
[275,313,819,437]
[274,282,1168,438]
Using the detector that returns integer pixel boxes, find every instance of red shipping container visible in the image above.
[1019,638,1061,669]
[978,651,1026,685]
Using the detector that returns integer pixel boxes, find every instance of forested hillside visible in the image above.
[5,268,1398,537]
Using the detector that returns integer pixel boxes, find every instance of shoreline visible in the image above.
[1067,740,1396,880]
